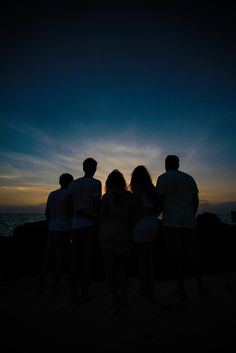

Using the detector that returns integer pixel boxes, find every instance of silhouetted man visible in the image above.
[38,173,74,296]
[156,155,206,299]
[68,158,102,303]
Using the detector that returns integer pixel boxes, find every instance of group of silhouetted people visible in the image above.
[38,155,207,307]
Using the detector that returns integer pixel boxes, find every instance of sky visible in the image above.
[0,0,236,215]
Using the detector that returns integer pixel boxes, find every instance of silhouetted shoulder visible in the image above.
[93,177,102,184]
[178,170,195,180]
[47,188,64,200]
[158,170,195,181]
[124,189,133,199]
[157,172,167,179]
[156,172,168,192]
[67,178,81,190]
[68,177,101,189]
[93,178,102,189]
[48,188,60,197]
[178,171,198,190]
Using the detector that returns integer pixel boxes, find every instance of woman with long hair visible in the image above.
[130,165,160,300]
[99,169,133,307]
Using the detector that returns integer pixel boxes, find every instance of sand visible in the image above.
[2,272,236,352]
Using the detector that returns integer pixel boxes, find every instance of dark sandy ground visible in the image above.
[2,272,236,352]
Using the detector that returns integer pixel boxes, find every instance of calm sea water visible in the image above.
[0,213,45,237]
[0,212,233,238]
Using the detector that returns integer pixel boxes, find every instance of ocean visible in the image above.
[0,213,46,237]
[0,212,233,238]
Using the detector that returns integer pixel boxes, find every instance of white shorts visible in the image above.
[133,215,159,243]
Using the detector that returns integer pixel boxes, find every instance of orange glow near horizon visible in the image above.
[0,179,235,211]
[0,140,235,212]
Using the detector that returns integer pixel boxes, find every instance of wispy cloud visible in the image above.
[1,123,236,210]
[78,139,163,182]
[0,129,164,207]
[4,121,56,145]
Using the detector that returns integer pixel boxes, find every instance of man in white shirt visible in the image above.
[38,173,74,296]
[68,158,102,303]
[156,155,206,299]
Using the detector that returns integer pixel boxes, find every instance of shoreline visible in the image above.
[0,211,235,239]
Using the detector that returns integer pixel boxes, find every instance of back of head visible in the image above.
[105,169,127,192]
[165,155,179,171]
[59,173,74,189]
[130,165,153,192]
[83,158,97,177]
[105,169,127,206]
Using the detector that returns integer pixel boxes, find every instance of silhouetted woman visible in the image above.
[130,165,160,299]
[99,169,133,307]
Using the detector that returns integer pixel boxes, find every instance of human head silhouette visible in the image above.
[165,155,179,171]
[130,165,153,192]
[105,169,127,192]
[83,158,97,177]
[59,173,74,189]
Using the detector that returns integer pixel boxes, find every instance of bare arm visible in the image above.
[193,193,199,215]
[155,193,165,217]
[155,176,165,216]
[99,195,109,221]
[45,202,50,223]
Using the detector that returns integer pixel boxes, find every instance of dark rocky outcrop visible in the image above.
[0,220,105,281]
[1,213,236,281]
[231,211,236,223]
[0,221,48,280]
[196,212,236,275]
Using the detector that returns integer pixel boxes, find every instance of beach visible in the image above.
[2,272,236,352]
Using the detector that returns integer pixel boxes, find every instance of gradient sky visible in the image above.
[0,1,235,215]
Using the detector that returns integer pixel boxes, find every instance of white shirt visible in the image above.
[46,188,72,231]
[156,170,199,229]
[68,176,102,229]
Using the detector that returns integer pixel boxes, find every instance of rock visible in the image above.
[0,221,48,280]
[1,213,236,281]
[196,212,236,274]
[231,211,236,223]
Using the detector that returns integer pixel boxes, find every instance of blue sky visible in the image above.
[0,1,236,215]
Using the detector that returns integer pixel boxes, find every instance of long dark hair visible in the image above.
[130,165,156,204]
[105,169,127,205]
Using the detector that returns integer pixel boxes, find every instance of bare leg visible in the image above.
[80,226,96,302]
[38,232,55,293]
[69,231,80,303]
[51,232,68,297]
[104,253,119,305]
[135,243,149,298]
[147,242,156,298]
[116,253,128,307]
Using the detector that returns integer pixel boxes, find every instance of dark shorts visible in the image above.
[163,227,201,263]
[70,225,98,275]
[71,225,98,250]
[44,230,70,271]
[47,230,70,254]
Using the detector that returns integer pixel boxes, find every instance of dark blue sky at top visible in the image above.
[1,4,234,144]
[1,1,235,129]
[0,0,236,211]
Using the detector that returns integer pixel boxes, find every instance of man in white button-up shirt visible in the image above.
[156,155,206,299]
[68,158,102,303]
